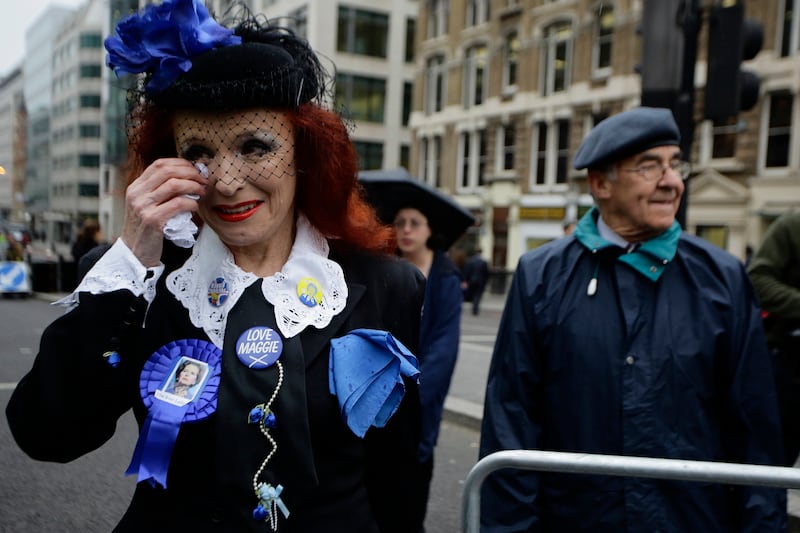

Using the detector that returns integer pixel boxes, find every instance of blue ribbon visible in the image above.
[329,328,420,438]
[126,400,188,487]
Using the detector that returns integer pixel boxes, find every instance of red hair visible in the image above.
[123,103,395,254]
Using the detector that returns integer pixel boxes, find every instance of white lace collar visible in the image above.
[167,215,348,347]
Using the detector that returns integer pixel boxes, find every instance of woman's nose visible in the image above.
[209,157,246,195]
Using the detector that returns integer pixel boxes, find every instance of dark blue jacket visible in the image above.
[418,250,462,462]
[479,211,786,532]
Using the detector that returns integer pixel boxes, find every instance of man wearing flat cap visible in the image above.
[479,107,786,531]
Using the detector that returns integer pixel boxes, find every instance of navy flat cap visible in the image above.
[573,107,680,170]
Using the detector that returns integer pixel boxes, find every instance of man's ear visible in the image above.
[587,169,612,200]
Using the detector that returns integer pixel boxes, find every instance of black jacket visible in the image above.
[7,241,425,532]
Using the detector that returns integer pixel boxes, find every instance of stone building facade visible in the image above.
[409,0,800,279]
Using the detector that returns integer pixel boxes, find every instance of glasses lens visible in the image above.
[673,161,691,179]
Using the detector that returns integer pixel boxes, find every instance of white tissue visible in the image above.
[163,163,206,248]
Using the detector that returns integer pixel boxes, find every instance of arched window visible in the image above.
[463,44,488,107]
[503,31,520,90]
[541,21,573,96]
[593,4,614,75]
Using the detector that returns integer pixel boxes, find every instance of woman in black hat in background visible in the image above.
[6,1,424,532]
[392,205,462,532]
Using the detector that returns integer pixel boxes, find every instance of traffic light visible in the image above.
[703,1,763,122]
[639,0,685,110]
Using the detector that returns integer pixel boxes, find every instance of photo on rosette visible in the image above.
[156,356,210,406]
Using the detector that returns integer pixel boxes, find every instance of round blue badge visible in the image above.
[208,277,229,307]
[236,326,284,369]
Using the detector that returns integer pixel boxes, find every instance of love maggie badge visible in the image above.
[236,326,283,369]
[126,338,222,488]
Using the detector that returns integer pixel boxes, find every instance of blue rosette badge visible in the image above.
[126,339,222,488]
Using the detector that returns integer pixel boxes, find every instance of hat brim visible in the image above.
[358,168,475,250]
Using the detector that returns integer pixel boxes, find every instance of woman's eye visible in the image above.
[181,145,213,163]
[240,139,275,158]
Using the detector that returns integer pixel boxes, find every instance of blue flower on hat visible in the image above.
[104,0,242,93]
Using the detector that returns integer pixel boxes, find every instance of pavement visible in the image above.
[30,289,800,525]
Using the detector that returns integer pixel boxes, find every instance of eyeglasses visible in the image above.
[620,160,691,181]
[393,218,427,230]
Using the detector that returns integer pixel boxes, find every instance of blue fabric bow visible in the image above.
[329,329,420,438]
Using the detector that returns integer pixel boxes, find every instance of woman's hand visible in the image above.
[121,158,207,267]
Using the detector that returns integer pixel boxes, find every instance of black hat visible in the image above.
[105,0,328,111]
[573,107,680,170]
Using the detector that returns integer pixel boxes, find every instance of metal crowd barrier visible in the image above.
[463,450,800,533]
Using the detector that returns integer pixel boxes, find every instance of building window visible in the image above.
[354,141,383,170]
[530,119,570,187]
[420,135,443,187]
[765,92,793,168]
[335,73,386,123]
[496,123,516,172]
[592,111,609,128]
[458,130,487,190]
[79,33,102,48]
[433,136,442,187]
[503,31,519,90]
[780,0,799,57]
[79,124,101,138]
[711,117,737,159]
[79,154,100,168]
[593,5,613,75]
[79,64,102,78]
[287,6,308,38]
[533,123,547,186]
[463,44,487,108]
[400,144,410,170]
[79,93,101,108]
[427,0,449,38]
[402,82,412,126]
[420,137,429,182]
[541,21,572,96]
[79,183,100,197]
[555,119,569,184]
[337,7,388,58]
[466,0,490,27]
[425,54,447,114]
[405,18,416,63]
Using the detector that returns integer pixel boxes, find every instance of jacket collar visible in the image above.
[574,206,681,281]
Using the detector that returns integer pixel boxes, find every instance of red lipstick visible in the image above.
[213,200,263,222]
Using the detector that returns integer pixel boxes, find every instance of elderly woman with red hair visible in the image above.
[7,2,423,532]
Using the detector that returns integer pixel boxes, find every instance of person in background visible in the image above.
[6,2,424,531]
[392,205,462,532]
[0,231,9,261]
[462,247,489,316]
[562,219,577,236]
[748,211,800,468]
[71,219,102,266]
[479,106,786,531]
